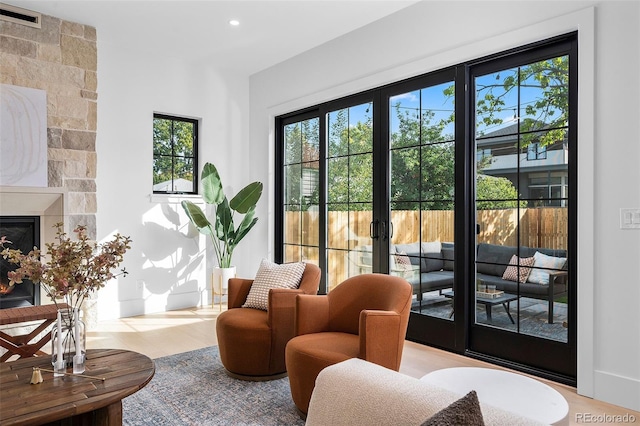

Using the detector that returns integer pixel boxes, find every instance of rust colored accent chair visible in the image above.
[216,263,321,380]
[285,273,412,414]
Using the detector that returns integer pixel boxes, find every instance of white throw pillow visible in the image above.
[421,241,442,254]
[527,251,567,285]
[242,259,306,310]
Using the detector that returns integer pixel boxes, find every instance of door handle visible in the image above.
[370,220,380,240]
[381,221,394,241]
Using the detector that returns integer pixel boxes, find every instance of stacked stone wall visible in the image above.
[0,13,97,238]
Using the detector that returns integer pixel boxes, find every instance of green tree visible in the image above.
[475,56,568,147]
[327,109,373,211]
[153,117,195,188]
[390,104,455,210]
[476,175,526,210]
[284,118,319,211]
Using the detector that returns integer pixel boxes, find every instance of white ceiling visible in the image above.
[5,0,418,75]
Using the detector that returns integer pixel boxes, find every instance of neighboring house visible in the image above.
[153,178,194,193]
[476,123,568,206]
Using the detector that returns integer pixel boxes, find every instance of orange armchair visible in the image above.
[216,263,321,380]
[285,273,412,414]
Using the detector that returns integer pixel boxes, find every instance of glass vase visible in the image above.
[51,308,86,376]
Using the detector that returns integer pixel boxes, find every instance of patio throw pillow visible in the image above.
[242,259,305,311]
[502,255,535,283]
[528,251,567,285]
[420,390,485,426]
[394,251,413,271]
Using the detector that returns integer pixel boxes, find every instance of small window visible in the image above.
[527,142,547,160]
[153,114,198,194]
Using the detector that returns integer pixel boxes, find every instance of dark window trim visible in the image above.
[152,113,199,195]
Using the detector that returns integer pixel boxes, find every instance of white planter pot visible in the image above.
[212,266,236,296]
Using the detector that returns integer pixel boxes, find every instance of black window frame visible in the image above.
[152,113,199,195]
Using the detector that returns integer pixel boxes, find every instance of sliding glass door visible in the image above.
[468,39,576,381]
[384,71,459,348]
[275,34,577,382]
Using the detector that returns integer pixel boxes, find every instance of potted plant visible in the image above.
[181,162,263,296]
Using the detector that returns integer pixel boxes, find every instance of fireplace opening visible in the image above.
[0,216,40,309]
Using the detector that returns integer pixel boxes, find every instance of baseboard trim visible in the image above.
[593,370,640,412]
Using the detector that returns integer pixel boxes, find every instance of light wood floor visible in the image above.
[88,306,639,425]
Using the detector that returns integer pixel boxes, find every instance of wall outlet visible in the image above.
[620,208,640,229]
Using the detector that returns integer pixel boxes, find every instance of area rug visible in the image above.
[122,346,305,426]
[413,295,568,342]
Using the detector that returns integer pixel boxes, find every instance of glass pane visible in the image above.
[475,67,519,138]
[348,103,373,155]
[301,161,319,208]
[327,109,348,158]
[327,206,349,250]
[302,118,320,161]
[390,147,419,204]
[301,205,319,246]
[348,153,373,203]
[519,56,569,133]
[284,122,301,165]
[153,155,172,186]
[327,157,348,204]
[345,208,373,279]
[302,247,319,266]
[173,121,194,157]
[283,208,301,245]
[153,118,172,155]
[421,82,455,144]
[421,142,455,203]
[421,201,454,243]
[284,164,302,206]
[390,90,420,149]
[284,244,301,263]
[174,157,194,192]
[326,248,349,292]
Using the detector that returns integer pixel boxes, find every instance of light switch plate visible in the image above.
[620,208,640,229]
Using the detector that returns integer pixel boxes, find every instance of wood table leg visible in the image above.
[93,400,123,426]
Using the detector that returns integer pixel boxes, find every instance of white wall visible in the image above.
[249,1,639,412]
[95,41,255,319]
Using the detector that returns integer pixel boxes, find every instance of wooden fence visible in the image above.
[285,208,568,288]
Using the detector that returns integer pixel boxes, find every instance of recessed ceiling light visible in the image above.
[229,19,240,26]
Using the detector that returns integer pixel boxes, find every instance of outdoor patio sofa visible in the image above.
[352,241,568,323]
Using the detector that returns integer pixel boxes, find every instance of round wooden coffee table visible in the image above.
[420,367,568,425]
[0,348,155,425]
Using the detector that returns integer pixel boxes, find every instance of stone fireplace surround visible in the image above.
[0,8,98,243]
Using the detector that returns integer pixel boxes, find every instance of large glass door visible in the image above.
[385,72,458,347]
[468,40,576,381]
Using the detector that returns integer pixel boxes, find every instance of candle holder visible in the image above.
[51,308,86,376]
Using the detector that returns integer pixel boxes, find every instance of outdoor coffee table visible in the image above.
[420,367,569,424]
[0,348,154,425]
[442,291,519,324]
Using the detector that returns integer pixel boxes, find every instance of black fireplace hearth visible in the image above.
[0,217,40,309]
